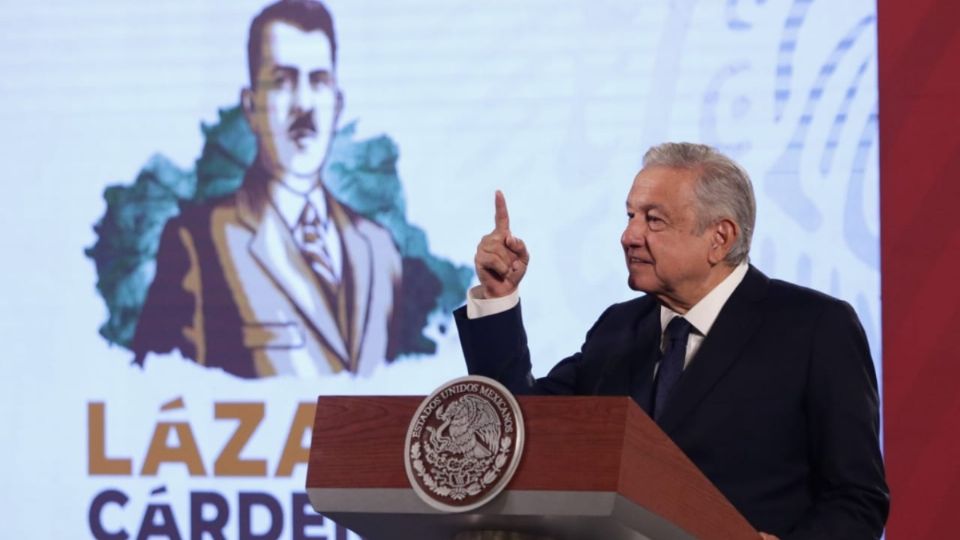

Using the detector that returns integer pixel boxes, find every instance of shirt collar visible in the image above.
[659,262,749,336]
[270,180,328,230]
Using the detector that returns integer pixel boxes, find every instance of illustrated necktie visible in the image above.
[652,316,693,421]
[298,201,339,284]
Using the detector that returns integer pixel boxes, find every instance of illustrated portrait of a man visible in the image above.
[133,0,402,378]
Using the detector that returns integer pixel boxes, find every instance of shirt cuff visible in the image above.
[465,286,520,319]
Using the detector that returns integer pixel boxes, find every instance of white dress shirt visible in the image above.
[271,181,343,283]
[659,262,748,367]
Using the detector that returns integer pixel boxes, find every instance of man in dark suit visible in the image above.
[454,143,888,538]
[134,0,401,378]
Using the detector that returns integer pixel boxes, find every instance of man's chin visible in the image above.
[285,147,325,174]
[289,166,321,178]
[287,159,324,179]
[627,274,655,293]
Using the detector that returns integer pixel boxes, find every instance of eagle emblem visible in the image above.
[404,376,525,512]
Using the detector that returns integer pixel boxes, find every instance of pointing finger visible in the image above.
[494,190,510,232]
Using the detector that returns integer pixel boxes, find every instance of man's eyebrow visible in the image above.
[308,68,333,79]
[270,65,298,75]
[625,201,665,212]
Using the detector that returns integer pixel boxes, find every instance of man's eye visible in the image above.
[310,72,332,87]
[626,212,635,220]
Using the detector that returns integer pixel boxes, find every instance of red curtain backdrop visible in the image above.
[879,0,960,537]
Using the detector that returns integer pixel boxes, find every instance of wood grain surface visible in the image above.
[307,395,757,539]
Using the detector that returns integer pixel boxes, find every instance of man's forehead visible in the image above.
[259,20,334,70]
[626,166,697,207]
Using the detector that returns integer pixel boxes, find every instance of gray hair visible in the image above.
[641,142,756,265]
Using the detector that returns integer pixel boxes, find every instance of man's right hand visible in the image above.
[474,190,530,299]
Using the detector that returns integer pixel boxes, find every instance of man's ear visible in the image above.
[241,87,256,126]
[335,89,344,119]
[708,218,739,264]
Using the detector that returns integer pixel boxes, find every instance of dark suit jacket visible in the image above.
[134,170,402,378]
[455,266,888,539]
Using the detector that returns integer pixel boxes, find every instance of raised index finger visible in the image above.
[494,190,510,232]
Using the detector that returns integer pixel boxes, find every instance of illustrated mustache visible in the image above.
[288,112,317,135]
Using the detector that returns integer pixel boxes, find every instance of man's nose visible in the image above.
[621,220,645,246]
[291,76,314,112]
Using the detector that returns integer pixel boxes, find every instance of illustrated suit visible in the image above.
[135,164,402,378]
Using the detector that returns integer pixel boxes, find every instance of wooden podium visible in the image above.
[306,396,758,540]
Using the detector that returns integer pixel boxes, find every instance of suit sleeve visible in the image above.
[787,300,889,539]
[454,301,612,396]
[132,218,196,363]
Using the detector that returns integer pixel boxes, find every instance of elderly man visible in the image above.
[134,0,401,378]
[455,143,888,538]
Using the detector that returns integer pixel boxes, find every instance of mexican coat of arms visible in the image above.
[404,375,525,512]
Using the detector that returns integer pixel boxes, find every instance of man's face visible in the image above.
[244,21,339,183]
[621,165,716,305]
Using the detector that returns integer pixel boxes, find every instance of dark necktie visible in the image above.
[652,317,693,421]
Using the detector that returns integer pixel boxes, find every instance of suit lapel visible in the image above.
[657,266,770,434]
[238,188,350,361]
[589,298,661,413]
[329,198,374,366]
[627,305,663,415]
